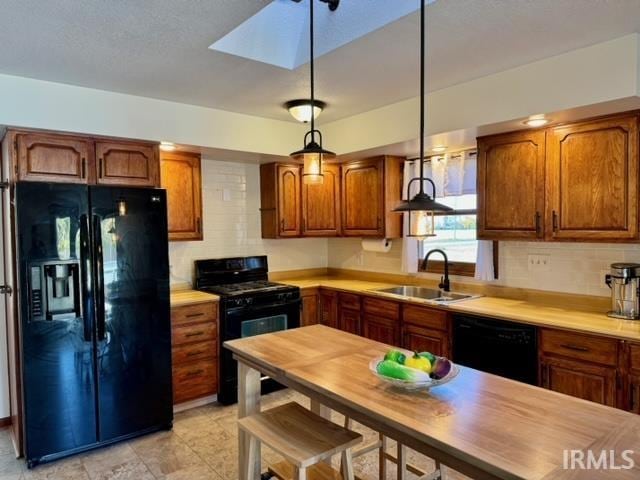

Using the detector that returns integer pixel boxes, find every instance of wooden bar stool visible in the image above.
[238,402,362,480]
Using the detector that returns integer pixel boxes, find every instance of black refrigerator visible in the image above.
[16,182,173,467]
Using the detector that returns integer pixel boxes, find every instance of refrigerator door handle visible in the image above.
[79,214,93,342]
[92,214,106,341]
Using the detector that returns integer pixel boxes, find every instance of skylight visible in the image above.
[210,0,432,70]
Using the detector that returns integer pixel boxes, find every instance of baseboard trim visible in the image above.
[173,394,218,413]
[0,416,11,428]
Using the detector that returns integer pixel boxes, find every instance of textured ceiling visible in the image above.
[0,0,639,124]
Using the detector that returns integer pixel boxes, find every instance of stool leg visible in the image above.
[379,434,387,479]
[397,443,407,480]
[245,436,259,480]
[341,449,355,480]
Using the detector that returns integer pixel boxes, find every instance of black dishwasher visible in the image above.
[453,315,538,385]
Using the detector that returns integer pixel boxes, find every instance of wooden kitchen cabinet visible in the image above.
[403,324,450,358]
[260,163,301,238]
[301,288,319,326]
[160,151,203,241]
[96,140,160,187]
[171,299,218,404]
[540,356,617,407]
[341,156,403,238]
[302,163,341,236]
[546,114,639,241]
[363,314,399,345]
[14,131,94,184]
[339,307,361,336]
[318,289,338,329]
[477,130,546,240]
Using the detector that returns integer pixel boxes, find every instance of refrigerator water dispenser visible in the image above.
[29,261,80,321]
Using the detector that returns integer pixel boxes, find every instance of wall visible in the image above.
[327,238,639,298]
[168,158,328,284]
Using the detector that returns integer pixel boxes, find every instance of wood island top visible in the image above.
[226,325,640,480]
[276,275,640,342]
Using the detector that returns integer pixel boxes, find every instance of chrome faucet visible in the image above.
[422,249,450,292]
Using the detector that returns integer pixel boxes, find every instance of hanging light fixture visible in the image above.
[290,0,336,185]
[285,99,326,123]
[393,0,452,238]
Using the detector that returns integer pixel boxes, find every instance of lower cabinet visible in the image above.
[539,356,617,407]
[403,324,449,357]
[628,374,640,414]
[363,314,399,345]
[171,300,219,404]
[318,289,338,329]
[301,288,319,326]
[339,307,362,335]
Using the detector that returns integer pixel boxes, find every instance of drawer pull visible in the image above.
[186,350,205,357]
[185,331,205,338]
[185,369,204,377]
[186,312,205,318]
[559,343,589,352]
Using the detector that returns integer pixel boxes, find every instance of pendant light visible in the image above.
[290,0,336,185]
[393,0,452,237]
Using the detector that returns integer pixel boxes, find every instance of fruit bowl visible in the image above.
[369,355,460,391]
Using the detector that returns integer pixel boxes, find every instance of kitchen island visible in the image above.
[226,325,640,480]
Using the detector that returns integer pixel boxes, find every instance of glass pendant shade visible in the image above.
[291,135,336,185]
[409,210,435,238]
[286,100,325,123]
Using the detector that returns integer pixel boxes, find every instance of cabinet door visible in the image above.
[319,290,338,329]
[402,324,450,358]
[96,141,159,187]
[277,165,301,237]
[477,130,545,239]
[341,158,384,237]
[302,163,341,236]
[363,314,399,346]
[160,151,203,241]
[629,374,640,414]
[546,115,639,240]
[301,290,319,327]
[16,132,93,184]
[540,356,617,407]
[339,307,361,336]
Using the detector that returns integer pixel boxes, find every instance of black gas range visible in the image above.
[195,256,300,405]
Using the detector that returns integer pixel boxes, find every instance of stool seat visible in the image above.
[238,402,362,469]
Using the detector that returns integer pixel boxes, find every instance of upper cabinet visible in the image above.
[160,151,203,242]
[259,156,402,239]
[477,130,546,240]
[6,129,160,188]
[15,132,94,184]
[302,163,341,237]
[96,141,159,187]
[260,163,301,238]
[341,156,402,238]
[546,115,638,241]
[477,112,640,243]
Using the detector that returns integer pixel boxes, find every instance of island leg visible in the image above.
[238,361,261,480]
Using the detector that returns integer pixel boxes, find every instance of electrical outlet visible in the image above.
[528,254,551,272]
[222,188,231,201]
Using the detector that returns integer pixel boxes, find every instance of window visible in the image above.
[418,194,481,276]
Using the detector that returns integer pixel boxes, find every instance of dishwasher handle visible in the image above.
[455,316,536,344]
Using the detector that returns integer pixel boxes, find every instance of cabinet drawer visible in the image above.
[363,297,399,320]
[338,292,361,311]
[540,329,618,366]
[172,322,216,346]
[171,302,217,326]
[402,305,449,331]
[172,340,217,365]
[173,359,217,404]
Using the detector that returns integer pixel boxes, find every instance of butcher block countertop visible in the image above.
[169,288,219,307]
[276,275,640,342]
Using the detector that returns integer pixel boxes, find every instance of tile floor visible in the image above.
[0,389,469,480]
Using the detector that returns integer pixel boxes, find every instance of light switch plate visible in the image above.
[222,188,231,201]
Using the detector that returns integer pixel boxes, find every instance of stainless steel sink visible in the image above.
[373,285,480,304]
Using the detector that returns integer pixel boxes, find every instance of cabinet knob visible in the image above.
[81,158,86,179]
[552,210,559,233]
[535,212,541,236]
[98,158,104,178]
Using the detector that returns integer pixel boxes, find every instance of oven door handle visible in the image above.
[225,299,301,316]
